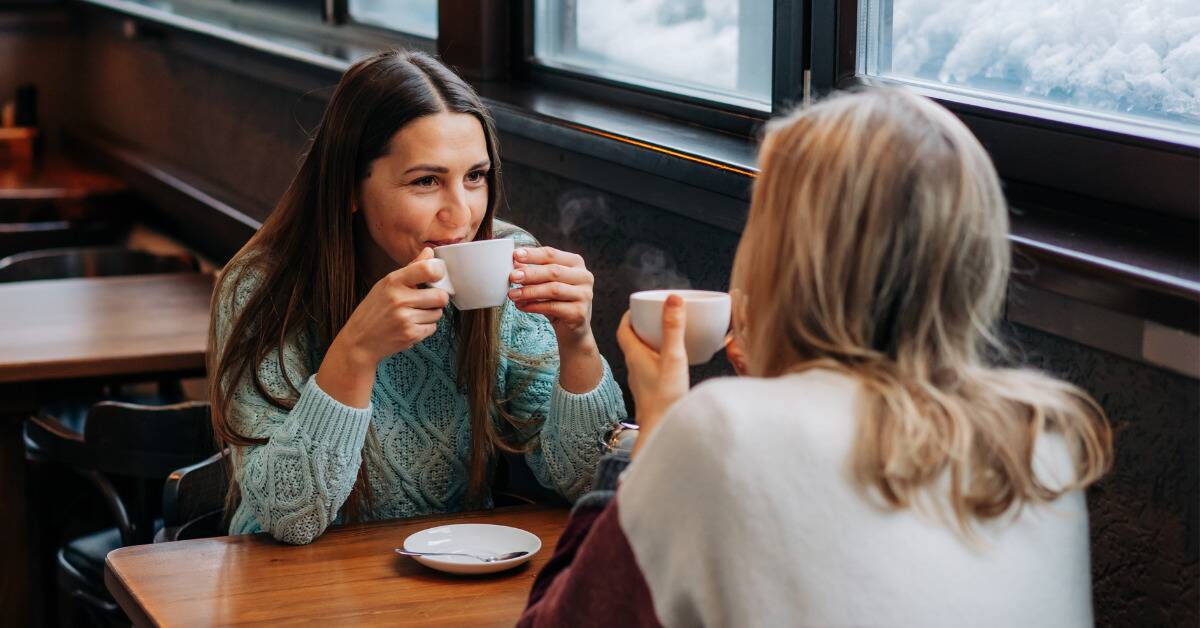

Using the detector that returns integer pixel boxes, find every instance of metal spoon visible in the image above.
[395,548,530,563]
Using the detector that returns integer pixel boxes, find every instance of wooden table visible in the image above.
[0,271,214,627]
[0,272,213,383]
[105,505,569,627]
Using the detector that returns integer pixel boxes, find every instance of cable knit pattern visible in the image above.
[215,238,627,545]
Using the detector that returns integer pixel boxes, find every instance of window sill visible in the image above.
[73,0,1200,338]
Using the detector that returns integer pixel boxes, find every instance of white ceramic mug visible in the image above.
[629,290,732,365]
[428,238,515,310]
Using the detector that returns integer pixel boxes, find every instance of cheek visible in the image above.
[366,195,433,245]
[469,187,489,225]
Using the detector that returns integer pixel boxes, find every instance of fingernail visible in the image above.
[515,248,527,259]
[511,270,525,282]
[509,288,522,298]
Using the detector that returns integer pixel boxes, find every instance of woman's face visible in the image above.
[356,112,491,271]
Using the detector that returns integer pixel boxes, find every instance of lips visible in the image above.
[425,238,465,247]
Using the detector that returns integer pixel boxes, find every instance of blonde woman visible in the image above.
[518,88,1112,627]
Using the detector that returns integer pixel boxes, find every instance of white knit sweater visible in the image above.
[617,369,1094,627]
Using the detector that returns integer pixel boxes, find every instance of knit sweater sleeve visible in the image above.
[214,269,373,545]
[500,300,628,502]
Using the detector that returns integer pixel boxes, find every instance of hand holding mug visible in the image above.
[508,246,596,345]
[338,248,450,363]
[617,294,691,457]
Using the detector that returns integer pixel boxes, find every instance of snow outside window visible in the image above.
[350,0,437,39]
[533,0,773,111]
[858,0,1200,135]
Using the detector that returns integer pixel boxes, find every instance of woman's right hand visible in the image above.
[316,248,450,407]
[339,247,450,362]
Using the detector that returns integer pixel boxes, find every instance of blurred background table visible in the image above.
[0,271,213,626]
[106,505,569,627]
[0,272,212,383]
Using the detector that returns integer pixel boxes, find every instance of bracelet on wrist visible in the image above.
[600,422,639,453]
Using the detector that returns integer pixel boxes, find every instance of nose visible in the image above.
[438,182,473,228]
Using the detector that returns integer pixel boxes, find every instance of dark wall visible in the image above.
[46,11,1200,627]
[0,9,76,147]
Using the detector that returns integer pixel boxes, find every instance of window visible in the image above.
[857,0,1200,137]
[348,0,437,39]
[532,0,773,112]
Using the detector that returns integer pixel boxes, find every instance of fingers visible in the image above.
[510,263,592,287]
[401,306,444,325]
[514,246,585,268]
[514,300,587,322]
[391,248,446,288]
[398,286,451,310]
[399,323,439,345]
[660,294,688,363]
[508,281,590,303]
[616,311,641,354]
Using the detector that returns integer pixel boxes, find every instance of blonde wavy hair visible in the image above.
[730,88,1112,531]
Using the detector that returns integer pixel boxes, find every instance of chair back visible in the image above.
[161,449,231,542]
[0,245,198,282]
[0,220,121,259]
[83,401,216,479]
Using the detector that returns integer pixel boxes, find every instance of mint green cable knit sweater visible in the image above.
[214,242,627,545]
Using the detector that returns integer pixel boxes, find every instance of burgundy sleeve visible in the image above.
[518,496,662,627]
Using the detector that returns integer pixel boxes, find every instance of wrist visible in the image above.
[556,327,598,357]
[315,335,377,409]
[330,331,377,372]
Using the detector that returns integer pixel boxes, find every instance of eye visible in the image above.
[412,175,438,188]
[466,169,488,184]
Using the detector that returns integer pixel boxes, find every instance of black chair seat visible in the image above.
[62,521,165,589]
[60,527,122,592]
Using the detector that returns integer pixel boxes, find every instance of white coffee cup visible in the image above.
[428,238,515,310]
[629,290,732,365]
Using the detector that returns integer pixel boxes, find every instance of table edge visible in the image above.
[105,557,157,628]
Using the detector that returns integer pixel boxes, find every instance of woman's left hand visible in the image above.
[508,246,595,345]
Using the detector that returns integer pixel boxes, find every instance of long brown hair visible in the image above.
[209,50,522,520]
[730,88,1112,532]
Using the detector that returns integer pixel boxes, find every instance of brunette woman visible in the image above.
[209,50,626,545]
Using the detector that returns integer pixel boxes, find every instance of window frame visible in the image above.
[513,0,803,138]
[815,0,1199,223]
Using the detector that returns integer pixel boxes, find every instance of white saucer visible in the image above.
[400,524,541,575]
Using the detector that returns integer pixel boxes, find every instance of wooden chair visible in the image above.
[24,401,216,627]
[0,245,198,283]
[157,449,231,543]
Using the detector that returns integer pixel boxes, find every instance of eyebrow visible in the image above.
[402,160,491,175]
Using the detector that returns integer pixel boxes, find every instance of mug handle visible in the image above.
[427,259,455,296]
